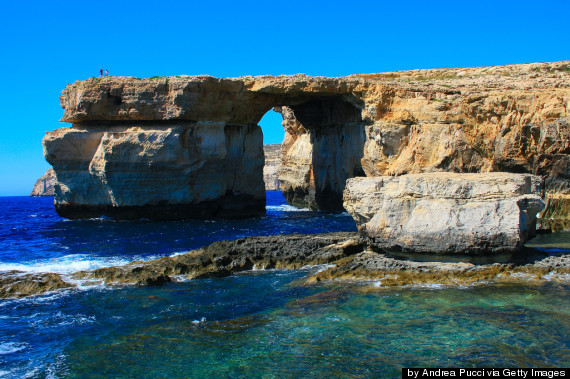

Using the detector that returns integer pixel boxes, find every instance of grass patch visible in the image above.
[148,76,170,83]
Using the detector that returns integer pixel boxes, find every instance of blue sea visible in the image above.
[0,192,569,377]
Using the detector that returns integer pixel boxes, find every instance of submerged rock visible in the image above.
[343,173,545,255]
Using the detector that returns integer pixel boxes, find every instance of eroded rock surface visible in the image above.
[2,232,569,299]
[344,173,545,255]
[44,123,264,219]
[307,248,570,287]
[30,168,55,196]
[0,271,73,298]
[47,61,570,220]
[263,144,281,191]
[72,232,362,285]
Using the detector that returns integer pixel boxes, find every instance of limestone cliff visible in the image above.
[46,61,570,222]
[30,168,55,196]
[263,144,281,191]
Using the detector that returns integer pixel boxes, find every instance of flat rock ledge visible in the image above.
[1,232,569,299]
[344,172,546,255]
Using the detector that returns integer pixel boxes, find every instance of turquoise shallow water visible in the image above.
[10,274,569,378]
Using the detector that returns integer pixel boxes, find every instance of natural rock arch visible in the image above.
[46,76,370,219]
[254,96,367,210]
[45,63,570,224]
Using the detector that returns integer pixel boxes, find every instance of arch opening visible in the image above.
[259,109,284,193]
[257,96,367,211]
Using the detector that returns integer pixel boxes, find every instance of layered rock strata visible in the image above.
[343,173,545,255]
[45,123,264,219]
[2,232,568,299]
[30,168,55,196]
[36,146,280,197]
[263,144,281,190]
[46,61,570,220]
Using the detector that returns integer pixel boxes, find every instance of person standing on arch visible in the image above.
[105,69,109,76]
[100,68,103,77]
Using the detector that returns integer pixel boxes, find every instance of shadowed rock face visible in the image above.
[275,102,366,210]
[46,61,570,221]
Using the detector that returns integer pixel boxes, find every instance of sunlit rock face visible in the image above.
[344,173,545,255]
[263,144,282,191]
[52,75,370,218]
[44,123,264,219]
[46,61,570,221]
[31,168,55,196]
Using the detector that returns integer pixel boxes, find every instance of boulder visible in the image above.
[0,271,74,298]
[343,173,545,255]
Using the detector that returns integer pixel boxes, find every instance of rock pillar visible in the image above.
[276,98,366,210]
[44,122,265,219]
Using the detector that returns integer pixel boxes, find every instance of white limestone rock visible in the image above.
[343,173,545,255]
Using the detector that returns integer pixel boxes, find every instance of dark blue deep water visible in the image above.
[0,193,356,273]
[0,193,569,377]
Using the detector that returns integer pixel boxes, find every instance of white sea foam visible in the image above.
[0,342,28,355]
[0,255,130,274]
[192,317,206,325]
[0,254,162,274]
[27,311,96,328]
[251,263,266,271]
[169,251,191,257]
[57,314,96,327]
[266,204,310,212]
[300,263,335,272]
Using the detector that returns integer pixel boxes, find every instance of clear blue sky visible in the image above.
[0,0,568,196]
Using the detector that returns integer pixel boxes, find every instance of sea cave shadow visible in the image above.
[367,242,569,267]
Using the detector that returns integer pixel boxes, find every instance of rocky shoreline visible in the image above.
[2,232,568,299]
